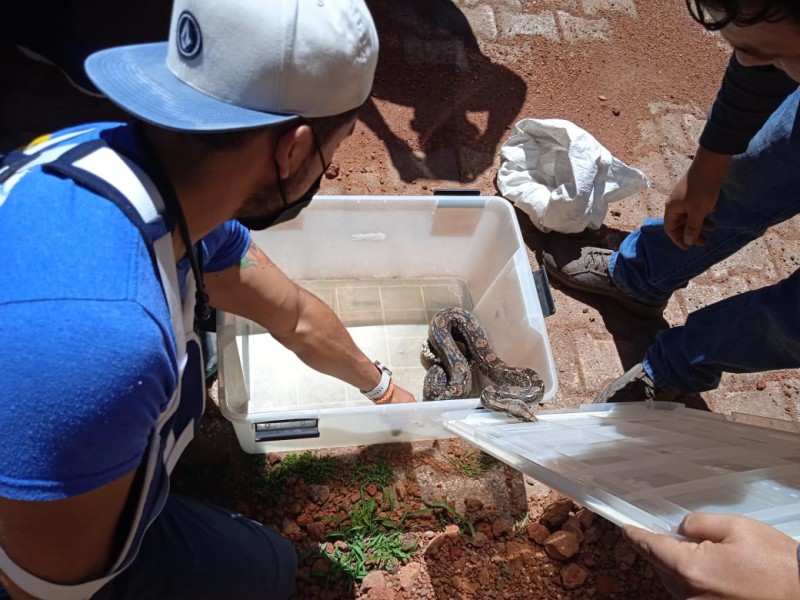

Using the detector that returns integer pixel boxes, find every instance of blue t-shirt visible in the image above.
[0,123,250,501]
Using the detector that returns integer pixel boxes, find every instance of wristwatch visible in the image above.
[361,360,393,401]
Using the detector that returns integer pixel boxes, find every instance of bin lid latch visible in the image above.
[254,419,320,443]
[532,267,556,317]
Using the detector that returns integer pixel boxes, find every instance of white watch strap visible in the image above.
[362,363,392,400]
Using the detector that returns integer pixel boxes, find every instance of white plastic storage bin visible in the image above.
[217,195,557,453]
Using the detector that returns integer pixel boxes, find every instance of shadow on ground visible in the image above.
[362,0,526,183]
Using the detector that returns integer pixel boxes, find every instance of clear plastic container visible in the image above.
[217,195,558,453]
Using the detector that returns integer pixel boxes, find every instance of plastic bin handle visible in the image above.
[432,188,480,196]
[533,267,556,317]
[254,419,320,443]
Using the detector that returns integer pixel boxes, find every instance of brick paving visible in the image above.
[3,0,800,425]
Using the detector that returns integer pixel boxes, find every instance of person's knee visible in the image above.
[239,521,298,599]
[261,526,297,597]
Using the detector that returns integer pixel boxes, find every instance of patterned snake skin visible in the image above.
[421,307,544,421]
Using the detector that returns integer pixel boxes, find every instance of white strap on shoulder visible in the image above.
[72,147,187,353]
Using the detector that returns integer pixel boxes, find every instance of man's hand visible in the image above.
[623,513,800,600]
[664,148,732,249]
[389,385,416,404]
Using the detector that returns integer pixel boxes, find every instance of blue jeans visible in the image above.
[609,88,800,392]
[0,494,297,600]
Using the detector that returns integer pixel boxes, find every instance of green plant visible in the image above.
[346,458,393,489]
[280,451,340,483]
[424,499,476,536]
[321,488,419,582]
[514,510,531,536]
[445,449,494,479]
[248,451,339,504]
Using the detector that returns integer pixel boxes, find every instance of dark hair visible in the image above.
[191,106,361,152]
[687,0,800,30]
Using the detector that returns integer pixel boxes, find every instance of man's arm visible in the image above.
[666,54,798,248]
[204,241,414,402]
[0,472,136,599]
[700,53,798,156]
[623,513,800,600]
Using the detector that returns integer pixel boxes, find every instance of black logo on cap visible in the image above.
[177,11,202,59]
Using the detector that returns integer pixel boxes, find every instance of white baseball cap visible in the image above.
[85,0,379,131]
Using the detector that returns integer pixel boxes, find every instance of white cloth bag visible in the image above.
[497,118,650,233]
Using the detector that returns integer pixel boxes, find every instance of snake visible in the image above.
[420,307,545,421]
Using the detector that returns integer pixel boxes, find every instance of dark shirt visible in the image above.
[700,53,798,155]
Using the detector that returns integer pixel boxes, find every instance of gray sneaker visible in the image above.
[594,363,678,404]
[542,245,667,317]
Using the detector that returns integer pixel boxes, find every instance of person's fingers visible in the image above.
[622,525,688,572]
[682,209,706,247]
[678,513,739,543]
[664,218,689,250]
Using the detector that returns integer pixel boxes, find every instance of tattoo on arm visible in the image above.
[240,244,266,270]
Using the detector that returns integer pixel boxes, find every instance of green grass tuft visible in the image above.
[346,458,393,488]
[321,489,420,582]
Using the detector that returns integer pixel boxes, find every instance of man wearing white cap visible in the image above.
[0,0,413,598]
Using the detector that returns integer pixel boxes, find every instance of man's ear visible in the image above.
[274,124,314,180]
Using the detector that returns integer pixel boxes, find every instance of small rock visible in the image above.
[598,95,608,101]
[561,563,589,590]
[464,496,487,522]
[296,513,313,527]
[281,518,301,538]
[444,524,460,536]
[423,530,436,541]
[324,163,340,179]
[394,481,406,500]
[584,524,602,544]
[398,562,423,591]
[562,516,584,543]
[612,108,621,116]
[492,518,513,539]
[506,541,530,561]
[478,567,492,585]
[306,522,326,542]
[525,522,551,545]
[400,532,419,551]
[361,571,386,592]
[756,379,767,391]
[541,498,574,530]
[306,484,330,505]
[471,531,488,547]
[544,531,581,561]
[366,483,378,496]
[575,508,596,529]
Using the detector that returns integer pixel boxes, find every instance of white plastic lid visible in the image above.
[442,402,800,539]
